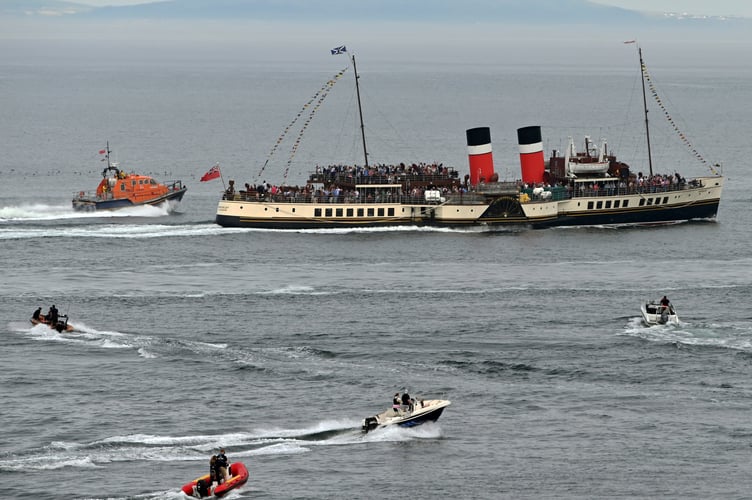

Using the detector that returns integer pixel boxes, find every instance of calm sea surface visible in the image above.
[2,38,752,499]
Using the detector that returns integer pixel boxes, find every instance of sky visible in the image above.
[67,0,752,18]
[590,0,751,17]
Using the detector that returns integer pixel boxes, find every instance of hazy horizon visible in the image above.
[19,0,752,18]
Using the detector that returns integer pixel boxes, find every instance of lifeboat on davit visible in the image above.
[72,144,187,211]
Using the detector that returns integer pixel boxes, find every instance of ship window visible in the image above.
[292,208,296,213]
[622,200,629,208]
[639,198,646,206]
[346,208,354,217]
[150,179,156,185]
[596,201,603,209]
[605,201,611,209]
[367,208,374,216]
[646,198,653,206]
[388,208,394,216]
[377,208,384,216]
[275,207,279,212]
[139,179,144,185]
[587,201,594,209]
[325,208,332,217]
[120,183,126,191]
[357,208,364,217]
[131,180,136,186]
[336,208,343,217]
[613,200,620,208]
[663,197,669,204]
[314,208,321,217]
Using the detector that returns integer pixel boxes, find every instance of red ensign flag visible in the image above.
[200,165,221,182]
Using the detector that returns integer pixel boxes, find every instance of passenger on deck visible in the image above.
[660,296,670,310]
[392,393,401,413]
[47,305,59,326]
[215,448,229,483]
[209,455,218,486]
[32,307,42,321]
[401,392,414,412]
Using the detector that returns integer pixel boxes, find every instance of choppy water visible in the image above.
[2,38,752,499]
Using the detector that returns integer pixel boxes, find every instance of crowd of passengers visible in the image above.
[226,180,467,203]
[224,167,693,203]
[525,172,691,200]
[312,162,459,182]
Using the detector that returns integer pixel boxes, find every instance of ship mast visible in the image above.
[638,47,654,177]
[351,53,369,168]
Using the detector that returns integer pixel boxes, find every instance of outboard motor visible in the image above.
[660,309,669,324]
[362,416,379,433]
[195,478,211,498]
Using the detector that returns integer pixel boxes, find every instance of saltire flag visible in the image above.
[200,164,221,182]
[330,45,346,55]
[98,149,107,154]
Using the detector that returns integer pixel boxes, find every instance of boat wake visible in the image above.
[0,222,224,240]
[0,202,171,221]
[12,322,230,360]
[621,317,752,352]
[0,420,443,474]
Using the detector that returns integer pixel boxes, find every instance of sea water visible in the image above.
[2,36,752,499]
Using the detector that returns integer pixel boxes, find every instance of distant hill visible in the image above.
[3,0,749,26]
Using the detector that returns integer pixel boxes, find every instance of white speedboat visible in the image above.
[641,301,679,325]
[361,399,450,433]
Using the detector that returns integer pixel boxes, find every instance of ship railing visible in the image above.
[475,182,521,196]
[74,190,114,201]
[165,180,184,191]
[308,172,460,185]
[570,182,689,199]
[226,191,495,206]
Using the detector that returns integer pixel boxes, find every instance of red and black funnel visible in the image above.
[517,126,545,184]
[466,127,495,186]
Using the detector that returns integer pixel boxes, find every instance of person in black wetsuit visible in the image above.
[214,448,229,483]
[32,307,42,321]
[401,392,414,412]
[47,305,59,326]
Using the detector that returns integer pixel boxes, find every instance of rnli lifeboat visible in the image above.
[72,144,187,211]
[181,462,249,498]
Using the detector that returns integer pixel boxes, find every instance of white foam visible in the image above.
[0,202,170,221]
[259,284,327,295]
[138,347,157,358]
[362,422,444,442]
[0,455,99,471]
[0,223,224,240]
[621,317,752,352]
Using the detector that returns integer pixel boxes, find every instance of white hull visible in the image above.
[362,399,451,432]
[215,176,723,229]
[641,302,679,325]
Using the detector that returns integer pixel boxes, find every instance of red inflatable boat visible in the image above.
[181,462,249,498]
